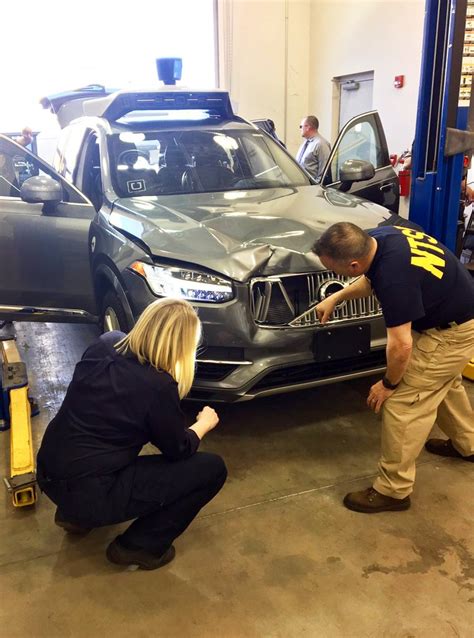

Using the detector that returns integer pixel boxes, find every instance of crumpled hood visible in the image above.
[110,185,394,281]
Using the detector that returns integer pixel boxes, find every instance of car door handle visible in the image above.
[379,183,393,192]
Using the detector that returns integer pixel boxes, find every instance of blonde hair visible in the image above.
[115,298,200,399]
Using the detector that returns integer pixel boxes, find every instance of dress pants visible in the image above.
[38,451,227,555]
[373,319,474,499]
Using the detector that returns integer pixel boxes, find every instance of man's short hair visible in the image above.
[312,222,372,262]
[305,115,319,130]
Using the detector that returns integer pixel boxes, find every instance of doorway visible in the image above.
[335,71,374,131]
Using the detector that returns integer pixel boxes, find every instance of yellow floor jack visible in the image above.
[1,335,37,507]
[463,358,474,381]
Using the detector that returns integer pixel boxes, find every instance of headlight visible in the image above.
[130,262,234,303]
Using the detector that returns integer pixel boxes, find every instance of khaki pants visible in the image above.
[373,319,474,499]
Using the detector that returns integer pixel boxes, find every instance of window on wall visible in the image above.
[0,0,217,141]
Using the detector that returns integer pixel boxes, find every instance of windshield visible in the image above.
[108,129,311,197]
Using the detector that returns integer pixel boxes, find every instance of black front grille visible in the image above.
[195,362,237,381]
[250,271,381,327]
[251,275,310,324]
[252,350,386,391]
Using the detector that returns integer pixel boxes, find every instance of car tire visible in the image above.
[101,290,131,333]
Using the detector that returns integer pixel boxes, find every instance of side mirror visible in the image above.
[20,175,63,204]
[339,159,375,191]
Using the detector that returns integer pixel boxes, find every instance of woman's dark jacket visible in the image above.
[37,331,199,480]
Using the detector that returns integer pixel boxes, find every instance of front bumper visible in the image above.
[124,271,387,402]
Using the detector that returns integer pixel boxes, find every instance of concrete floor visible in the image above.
[1,322,473,638]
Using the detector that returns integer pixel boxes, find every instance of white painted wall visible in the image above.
[309,0,425,156]
[217,0,425,159]
[217,0,311,153]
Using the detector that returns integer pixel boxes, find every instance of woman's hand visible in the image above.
[197,406,219,430]
[190,406,219,440]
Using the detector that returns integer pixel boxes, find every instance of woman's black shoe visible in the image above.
[106,538,176,570]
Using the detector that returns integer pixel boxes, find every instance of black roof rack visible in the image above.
[83,90,234,122]
[40,88,235,128]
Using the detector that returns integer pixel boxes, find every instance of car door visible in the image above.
[0,134,98,323]
[321,111,399,213]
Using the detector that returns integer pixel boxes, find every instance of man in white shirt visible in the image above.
[296,116,331,184]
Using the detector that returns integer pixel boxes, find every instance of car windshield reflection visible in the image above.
[108,129,311,198]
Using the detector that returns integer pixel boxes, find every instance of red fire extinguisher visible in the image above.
[399,169,411,197]
[395,149,412,197]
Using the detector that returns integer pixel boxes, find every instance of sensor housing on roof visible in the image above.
[156,58,183,86]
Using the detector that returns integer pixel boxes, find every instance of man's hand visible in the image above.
[315,296,338,324]
[367,380,394,414]
[17,127,33,147]
[314,275,372,324]
[21,127,33,144]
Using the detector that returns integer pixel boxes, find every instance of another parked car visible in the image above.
[0,88,409,401]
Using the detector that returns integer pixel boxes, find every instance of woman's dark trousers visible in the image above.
[38,452,227,555]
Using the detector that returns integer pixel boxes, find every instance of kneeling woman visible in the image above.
[37,298,227,570]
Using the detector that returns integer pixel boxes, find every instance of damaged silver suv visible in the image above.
[0,88,412,401]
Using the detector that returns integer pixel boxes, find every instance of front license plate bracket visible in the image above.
[313,324,371,363]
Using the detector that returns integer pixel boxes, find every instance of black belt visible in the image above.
[436,317,473,330]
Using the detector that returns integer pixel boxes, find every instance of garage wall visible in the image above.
[309,0,425,156]
[217,0,311,154]
[217,0,425,158]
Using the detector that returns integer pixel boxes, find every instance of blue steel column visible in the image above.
[409,0,467,251]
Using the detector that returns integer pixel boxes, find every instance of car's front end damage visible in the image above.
[107,185,394,401]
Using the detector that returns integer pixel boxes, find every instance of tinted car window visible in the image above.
[108,129,311,198]
[0,138,85,203]
[329,120,384,183]
[0,138,40,197]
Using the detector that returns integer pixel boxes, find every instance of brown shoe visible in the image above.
[54,509,92,535]
[106,538,176,571]
[343,487,411,513]
[425,438,474,462]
